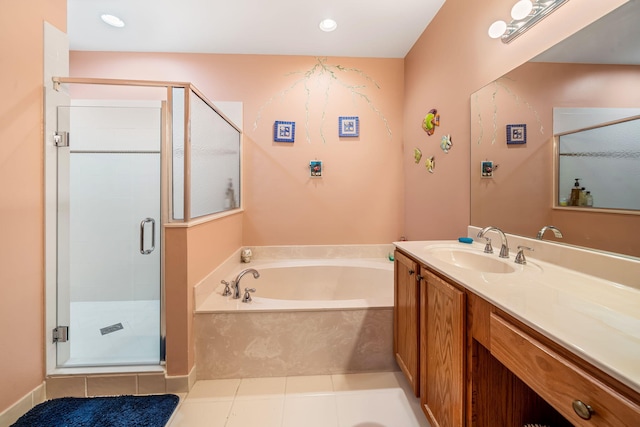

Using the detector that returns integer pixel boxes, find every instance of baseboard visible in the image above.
[0,382,46,427]
[44,365,195,399]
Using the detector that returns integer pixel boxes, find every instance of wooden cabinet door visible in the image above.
[394,250,420,396]
[421,269,466,427]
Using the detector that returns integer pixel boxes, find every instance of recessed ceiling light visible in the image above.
[319,18,337,32]
[101,14,125,28]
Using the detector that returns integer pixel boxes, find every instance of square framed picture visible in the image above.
[310,160,322,177]
[506,124,526,144]
[339,116,359,137]
[274,121,295,142]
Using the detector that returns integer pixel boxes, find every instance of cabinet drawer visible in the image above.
[490,313,640,427]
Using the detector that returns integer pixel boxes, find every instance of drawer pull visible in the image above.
[572,400,593,420]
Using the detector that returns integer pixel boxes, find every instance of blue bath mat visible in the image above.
[11,394,179,427]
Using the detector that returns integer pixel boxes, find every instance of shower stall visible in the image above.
[49,78,241,369]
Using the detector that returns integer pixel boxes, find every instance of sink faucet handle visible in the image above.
[242,287,256,303]
[221,280,232,296]
[515,246,534,265]
[482,237,493,254]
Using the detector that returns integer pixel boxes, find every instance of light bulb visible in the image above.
[488,20,507,39]
[511,0,533,20]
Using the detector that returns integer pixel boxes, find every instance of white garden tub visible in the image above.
[194,247,397,379]
[197,258,393,312]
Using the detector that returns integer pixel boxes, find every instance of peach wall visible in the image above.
[471,62,640,257]
[69,53,406,246]
[402,0,628,240]
[163,227,188,375]
[0,0,66,412]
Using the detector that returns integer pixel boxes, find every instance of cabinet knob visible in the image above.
[572,400,593,420]
[409,269,415,275]
[416,275,424,282]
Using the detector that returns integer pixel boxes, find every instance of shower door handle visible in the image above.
[140,218,156,255]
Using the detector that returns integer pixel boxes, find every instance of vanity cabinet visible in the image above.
[420,268,465,427]
[490,313,640,427]
[393,250,420,396]
[393,249,640,427]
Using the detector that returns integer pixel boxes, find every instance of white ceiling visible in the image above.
[67,0,446,58]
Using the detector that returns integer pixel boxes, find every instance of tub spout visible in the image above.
[233,268,260,299]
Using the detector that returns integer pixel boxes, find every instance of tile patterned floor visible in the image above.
[167,371,430,427]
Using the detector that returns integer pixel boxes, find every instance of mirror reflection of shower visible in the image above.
[556,110,640,211]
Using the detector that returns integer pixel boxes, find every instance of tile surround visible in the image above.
[195,308,396,379]
[86,375,137,396]
[46,376,87,399]
[138,373,168,394]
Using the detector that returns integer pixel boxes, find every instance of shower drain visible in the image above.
[100,322,124,335]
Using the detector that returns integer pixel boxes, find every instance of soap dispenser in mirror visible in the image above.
[569,178,581,206]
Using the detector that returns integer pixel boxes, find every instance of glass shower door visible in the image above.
[56,102,162,367]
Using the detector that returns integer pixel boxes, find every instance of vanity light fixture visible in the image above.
[101,14,125,28]
[488,0,569,43]
[319,18,338,32]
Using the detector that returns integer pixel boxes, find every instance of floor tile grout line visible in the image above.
[278,391,286,427]
[222,378,242,427]
[329,375,342,427]
[168,373,428,427]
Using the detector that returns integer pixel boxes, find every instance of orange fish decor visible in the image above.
[422,108,440,136]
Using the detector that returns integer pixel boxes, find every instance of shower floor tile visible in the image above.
[61,300,160,367]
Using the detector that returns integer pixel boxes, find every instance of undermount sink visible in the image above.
[427,248,517,274]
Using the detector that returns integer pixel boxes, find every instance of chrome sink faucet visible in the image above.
[477,226,509,258]
[232,268,260,299]
[537,225,563,240]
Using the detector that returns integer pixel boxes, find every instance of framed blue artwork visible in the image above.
[274,121,295,142]
[339,116,359,137]
[506,124,526,144]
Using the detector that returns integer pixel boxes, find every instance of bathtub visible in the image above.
[197,258,393,312]
[194,246,398,379]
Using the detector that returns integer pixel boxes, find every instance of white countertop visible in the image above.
[394,240,640,395]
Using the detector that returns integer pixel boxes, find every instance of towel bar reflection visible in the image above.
[140,217,156,254]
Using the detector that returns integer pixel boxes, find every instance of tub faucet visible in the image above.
[477,226,509,258]
[232,268,260,299]
[537,225,563,240]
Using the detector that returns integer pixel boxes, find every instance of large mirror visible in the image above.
[470,0,640,259]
